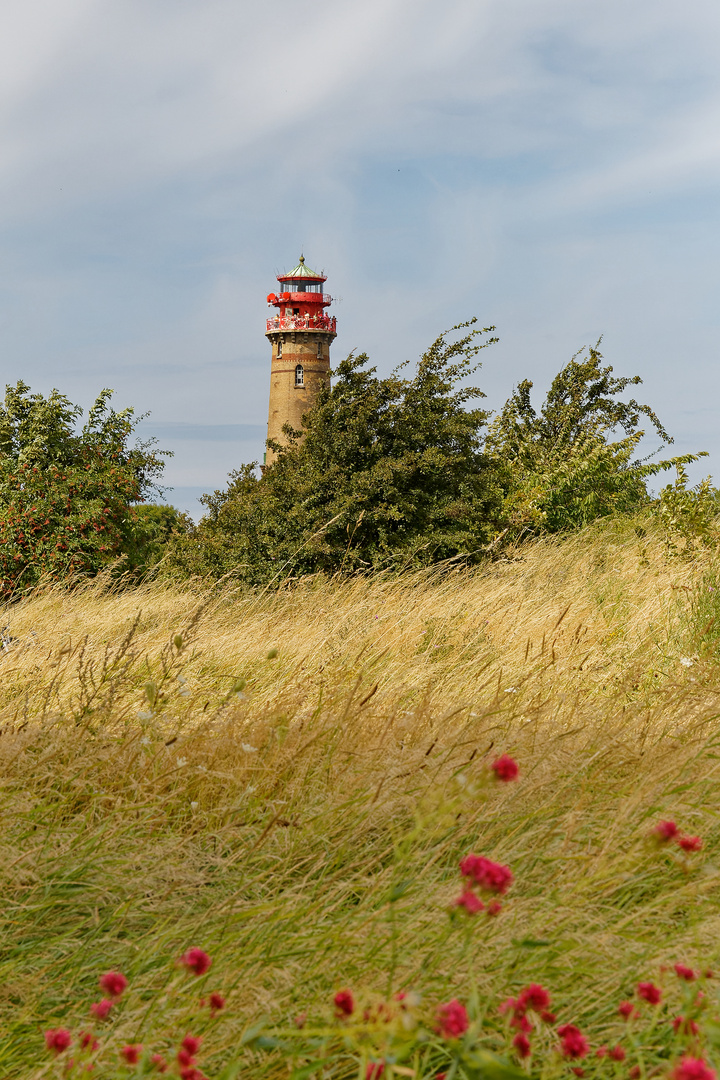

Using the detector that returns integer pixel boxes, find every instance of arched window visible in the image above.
[317,340,323,358]
[295,364,304,387]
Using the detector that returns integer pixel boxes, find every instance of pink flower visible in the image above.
[460,854,513,895]
[435,999,469,1039]
[679,836,703,852]
[99,971,128,999]
[675,964,697,981]
[209,992,225,1014]
[609,1046,626,1062]
[671,1057,717,1080]
[541,1010,557,1024]
[121,1044,143,1065]
[596,1046,608,1058]
[637,982,662,1005]
[486,900,503,917]
[334,989,354,1017]
[90,999,113,1020]
[79,1032,99,1052]
[454,889,485,914]
[492,755,519,781]
[180,948,212,976]
[366,1062,385,1080]
[513,1033,531,1058]
[655,820,679,841]
[181,1035,202,1056]
[557,1024,590,1059]
[619,1000,639,1019]
[630,1067,642,1079]
[151,1054,169,1073]
[178,1049,195,1067]
[45,1029,72,1054]
[517,984,551,1012]
[673,1017,701,1036]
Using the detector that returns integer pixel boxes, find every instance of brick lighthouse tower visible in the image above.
[264,256,336,465]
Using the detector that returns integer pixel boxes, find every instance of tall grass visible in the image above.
[3,518,720,1078]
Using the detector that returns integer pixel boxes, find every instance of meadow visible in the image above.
[4,516,720,1079]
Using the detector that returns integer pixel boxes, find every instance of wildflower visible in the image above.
[209,992,225,1014]
[99,971,128,999]
[454,889,485,914]
[90,999,113,1020]
[675,964,697,981]
[619,1000,639,1019]
[596,1047,608,1058]
[294,1012,307,1028]
[513,1033,531,1058]
[180,948,212,976]
[334,989,354,1017]
[673,1017,701,1036]
[655,820,679,842]
[121,1045,143,1064]
[679,657,694,668]
[609,1046,626,1062]
[45,1029,72,1054]
[517,984,551,1012]
[671,1057,717,1080]
[435,999,469,1038]
[486,900,503,916]
[679,836,703,852]
[151,1054,169,1072]
[178,1048,195,1067]
[541,1010,557,1023]
[460,854,513,895]
[79,1032,99,1051]
[499,997,520,1016]
[366,1062,385,1079]
[492,754,519,781]
[181,1035,202,1056]
[241,743,258,753]
[637,982,662,1005]
[557,1024,590,1059]
[571,1070,585,1077]
[629,1068,642,1079]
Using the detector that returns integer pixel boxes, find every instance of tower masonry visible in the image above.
[264,255,336,465]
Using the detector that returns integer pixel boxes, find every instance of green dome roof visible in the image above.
[279,254,325,280]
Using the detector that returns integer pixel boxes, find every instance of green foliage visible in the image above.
[652,462,719,556]
[486,343,692,538]
[0,381,169,595]
[166,322,503,583]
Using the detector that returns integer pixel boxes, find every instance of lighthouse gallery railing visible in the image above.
[266,314,337,333]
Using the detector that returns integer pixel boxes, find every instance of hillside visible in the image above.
[4,517,720,1079]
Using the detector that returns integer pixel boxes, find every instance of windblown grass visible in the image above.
[3,517,720,1078]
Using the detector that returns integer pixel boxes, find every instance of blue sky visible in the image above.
[1,0,719,517]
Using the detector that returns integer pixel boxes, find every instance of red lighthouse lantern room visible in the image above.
[264,255,337,465]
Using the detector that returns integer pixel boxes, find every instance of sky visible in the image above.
[1,0,719,518]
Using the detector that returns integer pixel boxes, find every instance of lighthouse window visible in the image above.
[317,341,322,358]
[295,364,304,387]
[277,340,282,358]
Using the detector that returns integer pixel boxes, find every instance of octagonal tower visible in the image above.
[264,255,336,466]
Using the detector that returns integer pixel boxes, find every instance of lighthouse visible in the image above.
[264,255,337,465]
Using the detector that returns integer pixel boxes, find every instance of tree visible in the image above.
[0,381,170,596]
[165,322,503,583]
[486,343,696,537]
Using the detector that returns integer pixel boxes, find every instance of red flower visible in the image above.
[637,982,662,1005]
[90,999,113,1020]
[99,971,128,999]
[492,754,519,781]
[675,964,697,981]
[435,999,469,1039]
[486,900,503,917]
[151,1054,169,1073]
[673,1017,701,1036]
[454,889,485,914]
[679,836,703,852]
[513,1033,531,1058]
[629,1068,642,1079]
[121,1044,143,1065]
[460,854,513,895]
[609,1046,626,1062]
[209,992,225,1014]
[619,1000,639,1019]
[181,1035,202,1056]
[334,989,355,1017]
[366,1062,385,1080]
[571,1070,584,1077]
[178,1049,195,1067]
[45,1029,72,1054]
[671,1057,717,1080]
[596,1047,608,1058]
[655,820,679,841]
[79,1031,99,1052]
[180,948,212,976]
[557,1024,589,1059]
[541,1010,557,1024]
[517,984,551,1012]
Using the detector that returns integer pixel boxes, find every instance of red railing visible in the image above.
[271,293,332,304]
[266,314,337,333]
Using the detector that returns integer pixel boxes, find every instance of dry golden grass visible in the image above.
[4,517,720,1078]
